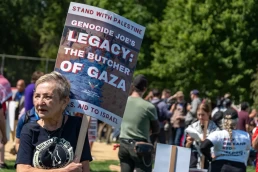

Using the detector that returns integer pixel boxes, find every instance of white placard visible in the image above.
[5,101,16,141]
[7,101,16,131]
[154,143,191,172]
[175,146,191,172]
[154,144,172,172]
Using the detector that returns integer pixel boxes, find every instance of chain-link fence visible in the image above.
[0,54,56,86]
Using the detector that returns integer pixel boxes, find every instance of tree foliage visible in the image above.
[150,0,258,102]
[1,0,258,103]
[251,67,258,108]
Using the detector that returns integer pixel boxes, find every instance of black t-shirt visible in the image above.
[16,115,92,169]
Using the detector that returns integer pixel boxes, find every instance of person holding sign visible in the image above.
[16,72,92,172]
[201,108,251,172]
[185,99,219,169]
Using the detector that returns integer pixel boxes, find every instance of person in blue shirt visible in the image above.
[15,107,40,152]
[9,80,26,155]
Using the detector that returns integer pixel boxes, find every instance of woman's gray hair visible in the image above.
[35,71,70,99]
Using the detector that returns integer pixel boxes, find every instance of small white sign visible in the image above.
[153,143,191,172]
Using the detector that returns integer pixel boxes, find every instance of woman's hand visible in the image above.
[185,135,194,148]
[186,135,194,144]
[186,135,194,142]
[63,162,82,172]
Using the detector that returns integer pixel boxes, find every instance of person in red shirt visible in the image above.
[252,127,258,172]
[0,103,8,169]
[237,102,250,132]
[0,75,11,169]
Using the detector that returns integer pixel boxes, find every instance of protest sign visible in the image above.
[55,2,145,128]
[88,117,98,142]
[0,75,12,104]
[153,143,191,172]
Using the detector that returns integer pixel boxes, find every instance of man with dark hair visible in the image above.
[212,98,232,130]
[237,102,250,132]
[152,88,160,98]
[150,88,172,144]
[223,98,232,109]
[24,71,44,112]
[119,75,160,172]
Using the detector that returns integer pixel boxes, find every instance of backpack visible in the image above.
[152,100,167,122]
[23,109,38,124]
[23,110,32,124]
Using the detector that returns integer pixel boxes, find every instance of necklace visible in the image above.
[45,128,61,139]
[43,115,65,139]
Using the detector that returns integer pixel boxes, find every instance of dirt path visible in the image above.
[90,142,119,161]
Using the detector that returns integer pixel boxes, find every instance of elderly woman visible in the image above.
[16,71,92,172]
[185,99,219,169]
[201,108,251,172]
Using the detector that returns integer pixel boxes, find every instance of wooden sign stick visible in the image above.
[169,145,177,172]
[201,121,208,169]
[74,115,91,162]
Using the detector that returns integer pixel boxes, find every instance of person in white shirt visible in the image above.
[185,99,219,169]
[200,108,251,172]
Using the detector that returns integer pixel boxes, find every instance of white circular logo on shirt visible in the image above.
[33,137,74,169]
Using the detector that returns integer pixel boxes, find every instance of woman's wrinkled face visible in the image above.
[197,109,209,123]
[33,82,68,119]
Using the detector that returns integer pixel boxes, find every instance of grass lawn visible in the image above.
[0,160,120,172]
[247,166,256,172]
[0,160,256,172]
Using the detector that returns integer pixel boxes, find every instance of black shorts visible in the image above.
[210,160,246,172]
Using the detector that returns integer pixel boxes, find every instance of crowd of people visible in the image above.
[0,72,258,172]
[119,74,257,172]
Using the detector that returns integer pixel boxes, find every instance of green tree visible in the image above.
[0,0,44,56]
[151,0,258,102]
[78,0,168,72]
[251,67,258,108]
[0,0,47,85]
